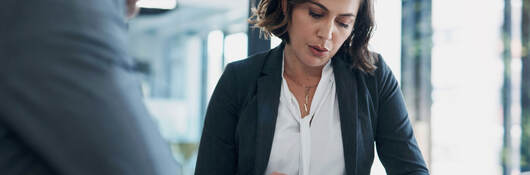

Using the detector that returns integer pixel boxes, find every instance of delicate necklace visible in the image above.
[283,73,318,115]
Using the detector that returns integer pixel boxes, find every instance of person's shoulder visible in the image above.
[220,49,273,92]
[348,52,389,78]
[224,49,272,77]
[219,50,272,103]
[369,52,400,93]
[226,50,269,71]
[372,52,390,75]
[355,52,391,78]
[354,52,397,91]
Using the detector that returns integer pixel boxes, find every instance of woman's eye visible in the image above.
[309,11,323,18]
[337,22,349,28]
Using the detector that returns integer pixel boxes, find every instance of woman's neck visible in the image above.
[283,44,324,81]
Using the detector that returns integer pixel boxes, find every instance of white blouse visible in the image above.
[264,53,345,175]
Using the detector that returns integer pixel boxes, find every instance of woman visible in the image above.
[195,0,429,174]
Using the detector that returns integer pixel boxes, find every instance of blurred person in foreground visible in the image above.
[0,0,180,174]
[195,0,429,174]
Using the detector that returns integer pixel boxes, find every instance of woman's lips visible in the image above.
[309,45,329,57]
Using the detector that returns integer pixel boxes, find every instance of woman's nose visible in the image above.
[317,20,334,41]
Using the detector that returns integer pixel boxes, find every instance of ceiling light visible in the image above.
[137,0,177,10]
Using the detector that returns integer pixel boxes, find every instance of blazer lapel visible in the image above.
[254,43,284,175]
[332,54,359,175]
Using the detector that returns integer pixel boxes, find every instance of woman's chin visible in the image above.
[301,59,329,68]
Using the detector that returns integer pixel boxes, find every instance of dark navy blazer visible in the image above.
[195,43,429,175]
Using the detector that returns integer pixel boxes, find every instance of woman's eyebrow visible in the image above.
[307,1,329,12]
[307,1,356,17]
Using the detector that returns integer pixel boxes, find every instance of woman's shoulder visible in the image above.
[351,52,398,96]
[348,52,392,78]
[348,52,391,78]
[220,49,274,95]
[217,50,273,106]
[224,50,271,75]
[371,52,392,76]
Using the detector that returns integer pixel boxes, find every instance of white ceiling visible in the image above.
[136,0,248,10]
[131,2,248,37]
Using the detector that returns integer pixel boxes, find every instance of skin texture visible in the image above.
[126,0,140,19]
[281,0,361,119]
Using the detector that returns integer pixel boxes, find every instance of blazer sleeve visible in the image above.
[195,63,240,174]
[373,55,430,175]
[0,0,180,174]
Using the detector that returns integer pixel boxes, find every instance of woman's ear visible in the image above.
[281,0,287,15]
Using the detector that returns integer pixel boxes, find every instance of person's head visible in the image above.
[250,0,377,73]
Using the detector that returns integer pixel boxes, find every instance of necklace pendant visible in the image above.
[303,86,312,115]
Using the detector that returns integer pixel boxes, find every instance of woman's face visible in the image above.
[284,0,361,67]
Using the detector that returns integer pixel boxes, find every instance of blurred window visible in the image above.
[128,0,248,174]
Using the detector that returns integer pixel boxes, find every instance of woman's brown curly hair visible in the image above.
[249,0,378,74]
